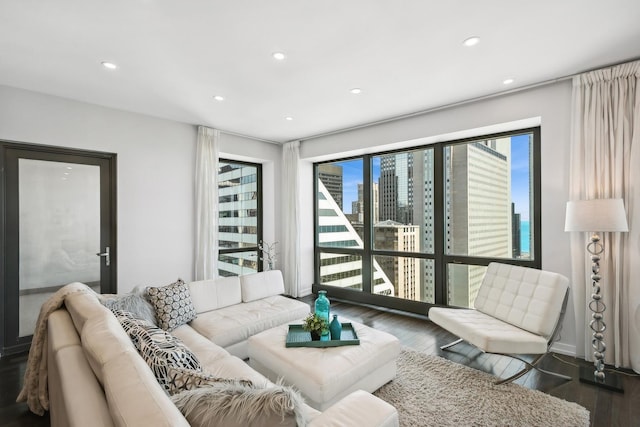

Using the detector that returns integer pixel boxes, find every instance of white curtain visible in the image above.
[569,60,640,372]
[282,141,301,297]
[194,126,220,281]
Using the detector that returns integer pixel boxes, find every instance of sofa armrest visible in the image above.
[309,390,398,427]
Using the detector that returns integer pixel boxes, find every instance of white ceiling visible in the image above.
[1,1,639,144]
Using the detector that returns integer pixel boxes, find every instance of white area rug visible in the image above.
[373,348,590,427]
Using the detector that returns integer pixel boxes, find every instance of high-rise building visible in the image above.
[374,220,421,301]
[317,180,394,296]
[413,150,434,303]
[351,182,379,224]
[379,153,413,224]
[378,150,435,303]
[218,162,259,276]
[512,203,521,258]
[445,138,512,307]
[318,164,343,210]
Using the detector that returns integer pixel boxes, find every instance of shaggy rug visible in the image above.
[373,348,590,427]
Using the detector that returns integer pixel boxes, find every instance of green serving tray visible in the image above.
[285,323,360,348]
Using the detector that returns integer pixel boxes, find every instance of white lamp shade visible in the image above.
[565,198,629,232]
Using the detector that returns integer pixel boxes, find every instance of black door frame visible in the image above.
[0,140,117,356]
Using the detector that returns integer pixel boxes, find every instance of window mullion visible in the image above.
[362,155,372,293]
[433,144,446,305]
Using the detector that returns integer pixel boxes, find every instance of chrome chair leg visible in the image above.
[495,353,572,385]
[440,338,464,351]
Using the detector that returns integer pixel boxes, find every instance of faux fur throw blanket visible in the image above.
[16,282,95,416]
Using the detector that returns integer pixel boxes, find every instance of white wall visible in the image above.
[0,85,280,294]
[297,81,577,354]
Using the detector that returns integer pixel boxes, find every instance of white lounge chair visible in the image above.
[429,262,572,384]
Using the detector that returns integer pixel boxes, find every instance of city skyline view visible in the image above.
[316,131,534,308]
[339,133,531,221]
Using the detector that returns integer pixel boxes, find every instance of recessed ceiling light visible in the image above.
[213,95,225,101]
[272,52,286,61]
[350,88,362,94]
[503,78,515,85]
[462,36,480,47]
[101,61,118,70]
[285,116,293,121]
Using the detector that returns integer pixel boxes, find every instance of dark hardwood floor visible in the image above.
[1,297,638,426]
[0,352,49,427]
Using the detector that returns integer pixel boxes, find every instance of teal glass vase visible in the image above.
[314,290,330,323]
[314,290,330,340]
[329,314,342,340]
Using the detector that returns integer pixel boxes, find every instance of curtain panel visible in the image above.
[282,140,301,297]
[194,126,220,281]
[569,60,640,372]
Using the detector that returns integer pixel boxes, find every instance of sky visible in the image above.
[334,133,531,221]
[510,134,531,221]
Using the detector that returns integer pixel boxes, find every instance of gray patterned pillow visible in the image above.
[112,310,202,393]
[146,279,197,331]
[166,366,253,396]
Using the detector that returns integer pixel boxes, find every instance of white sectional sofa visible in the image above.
[45,270,399,427]
[187,270,310,359]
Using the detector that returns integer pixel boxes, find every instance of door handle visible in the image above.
[96,246,110,267]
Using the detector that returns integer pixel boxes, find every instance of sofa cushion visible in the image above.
[199,354,272,388]
[166,366,253,396]
[146,279,197,331]
[112,310,202,393]
[240,270,286,303]
[102,348,190,427]
[188,295,310,349]
[170,324,268,386]
[170,382,307,427]
[81,309,139,385]
[171,324,232,366]
[65,290,112,333]
[188,276,242,314]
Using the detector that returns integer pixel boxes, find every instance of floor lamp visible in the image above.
[565,198,628,393]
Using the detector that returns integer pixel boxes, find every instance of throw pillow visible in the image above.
[166,366,253,396]
[146,279,197,331]
[112,309,202,393]
[100,286,157,326]
[170,382,308,427]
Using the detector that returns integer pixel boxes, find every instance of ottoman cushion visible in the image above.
[247,320,400,410]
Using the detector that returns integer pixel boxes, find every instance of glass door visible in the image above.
[1,144,116,355]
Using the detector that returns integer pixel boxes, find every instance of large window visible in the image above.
[218,160,262,276]
[314,128,540,314]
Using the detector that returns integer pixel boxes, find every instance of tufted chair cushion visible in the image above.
[473,263,569,339]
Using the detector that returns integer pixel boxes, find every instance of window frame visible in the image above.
[217,158,263,276]
[313,127,541,315]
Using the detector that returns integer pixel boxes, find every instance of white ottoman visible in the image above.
[247,320,401,411]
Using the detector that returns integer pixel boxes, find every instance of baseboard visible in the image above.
[550,342,576,357]
[298,286,313,297]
